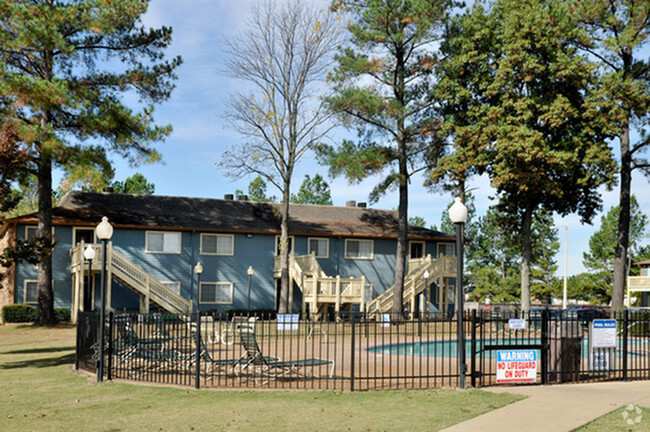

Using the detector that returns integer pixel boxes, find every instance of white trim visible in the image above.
[344,239,374,260]
[145,231,182,254]
[199,282,233,305]
[73,227,96,245]
[200,233,234,256]
[409,241,425,259]
[308,237,329,258]
[24,280,39,304]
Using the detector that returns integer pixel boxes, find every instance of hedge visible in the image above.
[1,305,71,323]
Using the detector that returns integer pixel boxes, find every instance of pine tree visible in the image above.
[0,0,181,324]
[320,0,455,318]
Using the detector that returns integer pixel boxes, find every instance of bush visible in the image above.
[1,305,71,323]
[2,304,37,322]
[54,308,71,323]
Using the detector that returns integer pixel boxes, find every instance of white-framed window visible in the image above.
[275,235,294,256]
[162,281,181,295]
[308,237,329,258]
[145,231,181,254]
[73,227,95,245]
[437,243,456,257]
[24,280,39,304]
[25,226,38,240]
[345,239,374,260]
[200,233,234,255]
[410,241,425,259]
[199,282,233,304]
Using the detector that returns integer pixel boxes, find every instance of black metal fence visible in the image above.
[76,309,650,390]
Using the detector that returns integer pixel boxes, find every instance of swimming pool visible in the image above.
[367,339,648,359]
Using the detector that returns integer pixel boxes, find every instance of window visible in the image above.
[199,282,233,304]
[146,231,181,254]
[162,281,181,295]
[345,239,373,259]
[25,226,55,239]
[275,235,294,256]
[437,243,456,257]
[410,241,425,259]
[73,228,95,245]
[24,280,38,304]
[308,238,329,258]
[200,234,234,255]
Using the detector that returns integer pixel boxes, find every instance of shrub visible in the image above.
[1,305,71,323]
[54,308,71,323]
[2,304,37,323]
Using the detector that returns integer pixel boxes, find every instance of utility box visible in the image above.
[548,320,582,383]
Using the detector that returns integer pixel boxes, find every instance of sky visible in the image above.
[67,0,650,278]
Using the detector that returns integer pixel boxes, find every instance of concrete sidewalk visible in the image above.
[442,381,650,432]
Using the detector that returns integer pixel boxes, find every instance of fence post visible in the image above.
[541,309,549,385]
[107,312,113,381]
[195,311,201,389]
[350,314,356,392]
[470,309,477,388]
[622,309,628,381]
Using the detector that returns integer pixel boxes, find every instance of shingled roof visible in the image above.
[10,191,454,241]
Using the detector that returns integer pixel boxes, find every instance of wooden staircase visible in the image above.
[274,253,370,320]
[365,255,457,316]
[70,242,192,322]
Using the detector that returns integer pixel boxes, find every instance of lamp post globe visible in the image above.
[96,217,112,383]
[448,197,467,389]
[247,266,254,311]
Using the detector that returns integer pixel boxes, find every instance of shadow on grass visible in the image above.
[5,346,75,355]
[1,352,76,369]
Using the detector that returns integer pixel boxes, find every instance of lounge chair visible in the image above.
[238,326,334,384]
[188,323,279,379]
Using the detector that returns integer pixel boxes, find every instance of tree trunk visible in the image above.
[390,145,408,320]
[278,183,291,314]
[612,117,631,312]
[35,146,55,326]
[520,206,533,313]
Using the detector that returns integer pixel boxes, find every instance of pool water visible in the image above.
[368,339,647,359]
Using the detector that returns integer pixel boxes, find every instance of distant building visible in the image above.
[1,191,459,322]
[628,259,650,307]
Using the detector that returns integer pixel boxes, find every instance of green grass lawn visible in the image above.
[576,406,650,431]
[0,323,522,432]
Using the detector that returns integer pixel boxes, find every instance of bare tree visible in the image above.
[220,0,343,313]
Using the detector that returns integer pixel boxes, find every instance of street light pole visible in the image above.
[449,197,468,389]
[247,266,254,311]
[194,261,203,390]
[424,270,430,318]
[84,245,96,312]
[95,217,113,383]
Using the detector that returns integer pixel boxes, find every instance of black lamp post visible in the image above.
[96,216,113,383]
[84,245,95,312]
[449,197,468,389]
[424,269,430,319]
[194,261,203,389]
[247,266,254,311]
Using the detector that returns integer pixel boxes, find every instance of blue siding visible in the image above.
[13,222,453,313]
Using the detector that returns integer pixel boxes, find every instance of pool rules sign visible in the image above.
[496,350,538,384]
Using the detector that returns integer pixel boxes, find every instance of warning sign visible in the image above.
[496,350,538,384]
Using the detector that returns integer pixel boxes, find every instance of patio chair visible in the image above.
[188,323,279,379]
[238,326,335,384]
